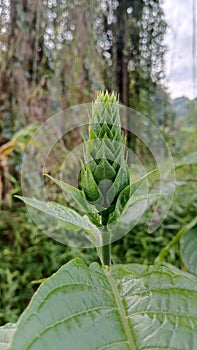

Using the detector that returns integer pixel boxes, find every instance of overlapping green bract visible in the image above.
[81,92,130,225]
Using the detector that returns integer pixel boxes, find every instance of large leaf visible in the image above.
[180,227,197,275]
[0,323,16,350]
[10,258,197,350]
[16,196,99,242]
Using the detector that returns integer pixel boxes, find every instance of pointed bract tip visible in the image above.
[95,91,118,104]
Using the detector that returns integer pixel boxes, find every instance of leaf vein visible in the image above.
[25,306,116,350]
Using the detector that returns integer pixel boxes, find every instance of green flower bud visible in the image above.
[80,91,131,226]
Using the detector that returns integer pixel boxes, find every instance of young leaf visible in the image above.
[15,196,99,241]
[108,185,131,224]
[44,174,97,214]
[10,258,197,350]
[108,169,159,225]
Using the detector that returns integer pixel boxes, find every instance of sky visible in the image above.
[162,0,197,99]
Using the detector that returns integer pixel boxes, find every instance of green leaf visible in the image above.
[156,217,197,263]
[175,152,197,169]
[44,174,97,214]
[87,212,102,227]
[128,192,161,206]
[108,190,160,227]
[15,196,98,241]
[0,323,16,350]
[108,185,131,224]
[180,227,197,275]
[107,168,159,225]
[130,168,159,195]
[10,259,197,350]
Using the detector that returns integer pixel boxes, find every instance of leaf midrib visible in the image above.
[105,270,137,350]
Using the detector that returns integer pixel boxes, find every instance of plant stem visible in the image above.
[102,229,111,267]
[155,216,197,263]
[96,228,111,267]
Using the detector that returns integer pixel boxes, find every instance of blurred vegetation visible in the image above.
[0,0,197,326]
